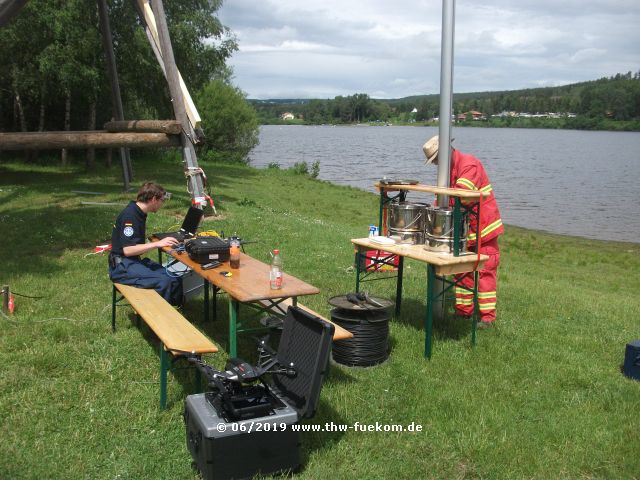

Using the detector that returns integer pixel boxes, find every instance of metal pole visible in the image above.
[1,285,8,314]
[433,0,456,320]
[437,0,455,206]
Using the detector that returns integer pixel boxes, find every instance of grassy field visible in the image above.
[1,153,639,479]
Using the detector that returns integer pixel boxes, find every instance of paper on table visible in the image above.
[369,236,396,245]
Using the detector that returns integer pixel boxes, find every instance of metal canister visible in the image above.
[424,206,469,253]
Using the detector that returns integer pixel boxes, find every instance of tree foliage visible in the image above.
[0,0,237,139]
[252,72,640,130]
[195,79,259,164]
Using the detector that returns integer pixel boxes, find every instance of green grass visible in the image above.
[1,153,639,479]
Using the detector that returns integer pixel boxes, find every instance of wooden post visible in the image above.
[1,286,8,314]
[133,0,202,134]
[97,0,133,191]
[150,0,206,207]
[0,131,181,149]
[104,120,182,134]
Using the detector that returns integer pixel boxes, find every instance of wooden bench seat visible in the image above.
[111,283,218,409]
[255,298,353,341]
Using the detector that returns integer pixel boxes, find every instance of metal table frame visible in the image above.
[354,182,488,359]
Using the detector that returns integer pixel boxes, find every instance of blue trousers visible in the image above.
[109,257,183,306]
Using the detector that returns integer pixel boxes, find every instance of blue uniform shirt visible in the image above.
[111,201,147,257]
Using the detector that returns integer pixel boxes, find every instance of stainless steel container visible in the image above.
[388,228,424,245]
[387,202,427,231]
[387,202,427,245]
[424,206,468,253]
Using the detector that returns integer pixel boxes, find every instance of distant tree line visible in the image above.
[252,72,640,130]
[0,0,259,165]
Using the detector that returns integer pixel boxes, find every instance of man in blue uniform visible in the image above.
[108,182,183,305]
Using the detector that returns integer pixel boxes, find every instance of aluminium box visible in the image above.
[184,305,334,480]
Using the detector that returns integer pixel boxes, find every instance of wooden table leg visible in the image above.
[203,279,209,323]
[160,344,169,409]
[395,256,404,317]
[354,249,362,292]
[229,299,239,357]
[471,270,479,347]
[424,264,435,359]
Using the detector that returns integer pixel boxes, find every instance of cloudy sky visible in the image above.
[216,0,640,100]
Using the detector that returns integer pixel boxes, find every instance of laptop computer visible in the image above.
[152,206,204,242]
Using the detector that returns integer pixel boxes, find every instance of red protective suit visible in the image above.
[448,149,504,323]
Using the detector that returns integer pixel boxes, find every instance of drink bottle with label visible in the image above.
[270,249,283,289]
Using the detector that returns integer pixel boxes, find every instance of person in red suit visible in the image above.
[423,136,504,328]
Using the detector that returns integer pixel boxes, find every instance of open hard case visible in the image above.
[184,306,335,480]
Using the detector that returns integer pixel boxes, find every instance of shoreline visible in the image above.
[246,160,640,246]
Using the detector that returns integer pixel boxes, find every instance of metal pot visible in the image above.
[388,228,424,245]
[424,234,468,253]
[387,202,427,232]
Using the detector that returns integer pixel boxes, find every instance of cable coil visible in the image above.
[331,308,390,367]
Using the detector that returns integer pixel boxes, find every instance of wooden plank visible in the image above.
[256,298,354,341]
[352,238,487,275]
[0,131,180,150]
[104,120,182,134]
[114,283,217,354]
[375,182,490,199]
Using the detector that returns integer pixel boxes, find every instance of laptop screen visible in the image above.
[181,206,204,234]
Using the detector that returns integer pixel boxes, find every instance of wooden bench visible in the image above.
[111,283,218,409]
[256,298,354,341]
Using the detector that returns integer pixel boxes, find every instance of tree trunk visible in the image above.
[86,100,96,169]
[14,90,31,162]
[14,92,27,132]
[33,87,46,162]
[38,96,45,131]
[106,148,112,168]
[61,93,71,166]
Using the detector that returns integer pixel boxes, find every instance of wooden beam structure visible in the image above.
[135,0,201,133]
[0,131,181,150]
[151,0,206,207]
[104,120,182,134]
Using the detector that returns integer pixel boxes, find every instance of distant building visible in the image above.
[457,110,486,121]
[281,112,295,120]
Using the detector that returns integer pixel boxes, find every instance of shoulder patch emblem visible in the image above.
[123,226,134,237]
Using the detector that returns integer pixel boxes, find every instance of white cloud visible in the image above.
[217,0,640,99]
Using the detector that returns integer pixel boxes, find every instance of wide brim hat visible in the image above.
[422,135,439,164]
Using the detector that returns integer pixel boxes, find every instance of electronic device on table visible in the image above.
[152,206,204,242]
[184,306,335,480]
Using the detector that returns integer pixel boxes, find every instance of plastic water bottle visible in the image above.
[369,225,376,237]
[270,249,283,289]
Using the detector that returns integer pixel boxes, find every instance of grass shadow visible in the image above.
[393,297,473,342]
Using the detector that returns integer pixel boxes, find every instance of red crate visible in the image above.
[363,250,399,272]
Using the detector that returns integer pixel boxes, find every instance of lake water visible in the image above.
[247,125,640,243]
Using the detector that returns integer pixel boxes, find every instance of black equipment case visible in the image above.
[623,339,640,381]
[185,236,230,264]
[184,306,335,480]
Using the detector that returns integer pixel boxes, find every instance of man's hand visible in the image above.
[155,236,179,249]
[123,236,179,257]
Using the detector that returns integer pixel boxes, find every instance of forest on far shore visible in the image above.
[252,72,640,131]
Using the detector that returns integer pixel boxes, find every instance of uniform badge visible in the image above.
[123,221,134,237]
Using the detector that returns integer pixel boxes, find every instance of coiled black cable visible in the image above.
[331,308,390,367]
